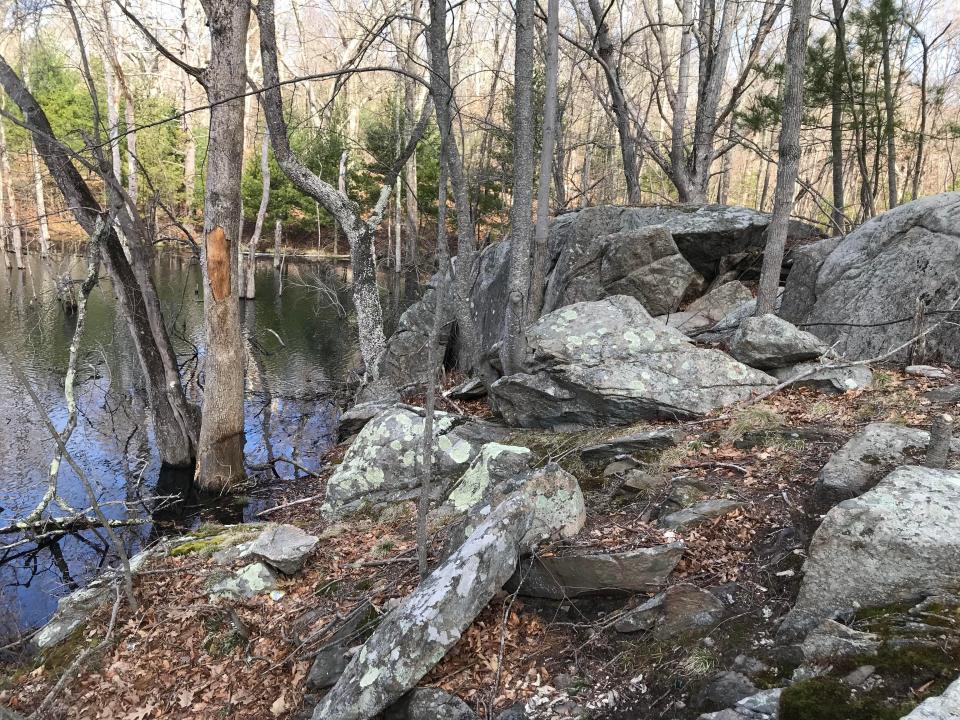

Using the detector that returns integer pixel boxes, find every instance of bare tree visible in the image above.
[529,0,559,322]
[244,129,271,300]
[755,0,814,315]
[255,0,430,380]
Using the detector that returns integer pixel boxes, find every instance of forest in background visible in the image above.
[0,0,957,261]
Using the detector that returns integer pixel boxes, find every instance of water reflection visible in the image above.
[0,251,360,635]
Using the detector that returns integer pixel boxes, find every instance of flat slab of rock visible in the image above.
[248,524,319,574]
[800,619,881,662]
[385,689,476,720]
[660,500,743,530]
[698,688,783,720]
[902,676,960,719]
[906,365,951,380]
[817,423,960,503]
[580,428,683,464]
[508,542,684,599]
[489,296,775,428]
[925,385,960,403]
[729,315,826,369]
[312,465,585,720]
[780,465,960,641]
[615,583,724,637]
[323,405,506,517]
[771,361,873,394]
[432,443,532,523]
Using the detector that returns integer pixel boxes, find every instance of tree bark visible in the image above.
[528,0,559,322]
[755,0,812,316]
[881,2,898,209]
[0,110,22,269]
[830,0,847,232]
[244,130,270,300]
[0,54,199,467]
[501,0,536,375]
[426,0,487,378]
[194,0,250,490]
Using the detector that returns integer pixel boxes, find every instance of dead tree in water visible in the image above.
[0,54,199,467]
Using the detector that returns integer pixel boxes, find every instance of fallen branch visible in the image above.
[0,515,148,536]
[255,493,325,518]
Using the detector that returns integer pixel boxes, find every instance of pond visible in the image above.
[0,251,376,638]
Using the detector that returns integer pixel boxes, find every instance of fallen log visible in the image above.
[0,515,148,537]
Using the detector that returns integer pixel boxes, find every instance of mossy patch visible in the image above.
[779,677,913,720]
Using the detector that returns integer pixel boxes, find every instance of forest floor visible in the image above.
[2,367,959,720]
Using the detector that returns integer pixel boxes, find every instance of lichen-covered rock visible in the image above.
[382,204,819,385]
[33,547,154,650]
[247,524,319,575]
[770,361,873,394]
[322,405,507,517]
[208,562,277,600]
[311,465,585,720]
[697,688,783,719]
[817,423,960,503]
[902,676,960,719]
[488,296,775,428]
[781,193,960,364]
[729,315,827,369]
[508,542,684,599]
[433,443,531,523]
[306,601,376,692]
[779,466,960,641]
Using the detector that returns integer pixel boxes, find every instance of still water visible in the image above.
[0,252,366,637]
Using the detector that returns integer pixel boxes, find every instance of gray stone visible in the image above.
[843,665,876,686]
[312,465,585,720]
[685,282,755,324]
[906,365,950,380]
[209,562,277,600]
[817,422,960,503]
[622,470,672,493]
[780,466,960,641]
[800,619,881,661]
[732,655,770,677]
[489,296,775,428]
[781,193,960,364]
[306,601,376,691]
[693,293,784,344]
[323,405,507,517]
[901,676,960,719]
[339,401,397,440]
[432,443,532,523]
[660,499,744,530]
[615,583,724,637]
[925,384,960,403]
[580,428,683,464]
[729,315,827,369]
[509,542,685,599]
[770,362,873,394]
[385,688,476,720]
[697,688,783,720]
[382,204,818,386]
[247,524,319,575]
[699,672,759,710]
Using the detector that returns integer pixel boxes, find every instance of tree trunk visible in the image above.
[273,219,282,270]
[881,6,898,210]
[501,0,536,375]
[0,54,198,467]
[194,0,250,491]
[0,111,22,269]
[528,0,559,322]
[179,0,197,234]
[245,130,270,300]
[755,0,812,316]
[830,0,846,231]
[588,0,640,205]
[427,0,487,378]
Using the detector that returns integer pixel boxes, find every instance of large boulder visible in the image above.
[779,466,960,641]
[781,193,960,363]
[322,405,507,517]
[383,204,819,385]
[312,465,585,720]
[489,296,775,428]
